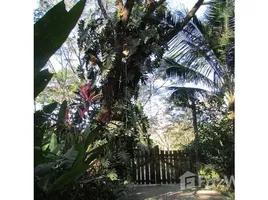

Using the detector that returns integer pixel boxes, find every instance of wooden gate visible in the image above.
[132,146,196,184]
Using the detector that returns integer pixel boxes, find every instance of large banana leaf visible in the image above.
[34,0,86,98]
[47,144,105,193]
[34,69,54,98]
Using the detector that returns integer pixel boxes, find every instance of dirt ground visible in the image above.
[127,185,232,200]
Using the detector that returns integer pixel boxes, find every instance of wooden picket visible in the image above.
[133,145,195,184]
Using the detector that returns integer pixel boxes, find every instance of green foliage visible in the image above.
[34,0,86,77]
[57,100,67,124]
[199,164,220,183]
[34,1,109,198]
[36,69,81,104]
[186,99,234,177]
[34,69,54,99]
[164,121,195,150]
[34,0,86,98]
[169,86,209,108]
[34,102,58,149]
[35,124,107,195]
[34,0,236,198]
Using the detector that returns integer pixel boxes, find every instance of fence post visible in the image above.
[166,150,170,184]
[161,150,166,184]
[174,150,179,183]
[155,146,161,184]
[137,150,141,184]
[132,156,136,183]
[150,147,155,184]
[145,150,149,184]
[141,150,145,184]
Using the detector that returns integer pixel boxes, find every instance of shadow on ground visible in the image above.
[127,185,231,200]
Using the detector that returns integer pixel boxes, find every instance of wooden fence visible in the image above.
[132,146,196,184]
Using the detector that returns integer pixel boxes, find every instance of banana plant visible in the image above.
[34,0,103,196]
[34,0,86,98]
[35,124,106,194]
[34,0,86,164]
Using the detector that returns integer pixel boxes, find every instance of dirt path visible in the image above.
[127,185,232,200]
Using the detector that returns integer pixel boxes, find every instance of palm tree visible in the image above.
[166,0,235,117]
[162,0,234,176]
[164,57,215,175]
[164,57,218,134]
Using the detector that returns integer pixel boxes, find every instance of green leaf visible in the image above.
[34,102,58,147]
[49,133,57,152]
[34,0,86,75]
[34,148,55,166]
[34,0,87,99]
[84,125,102,150]
[34,69,53,98]
[47,143,87,193]
[63,146,78,164]
[43,102,58,113]
[107,171,118,181]
[46,141,105,193]
[57,100,67,124]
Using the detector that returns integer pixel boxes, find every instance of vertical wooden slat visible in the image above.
[132,157,136,183]
[155,146,161,184]
[174,150,179,183]
[150,147,155,184]
[166,150,170,184]
[141,151,145,184]
[171,150,175,183]
[178,152,182,183]
[137,150,141,184]
[161,150,166,184]
[145,150,149,184]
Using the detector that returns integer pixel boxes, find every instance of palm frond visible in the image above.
[168,86,210,107]
[163,57,218,91]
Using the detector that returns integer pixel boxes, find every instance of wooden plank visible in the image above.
[132,157,136,183]
[145,150,149,184]
[171,151,175,183]
[150,147,155,184]
[155,146,161,184]
[161,150,166,184]
[177,152,182,181]
[166,150,171,184]
[137,150,141,184]
[174,150,179,183]
[141,151,145,184]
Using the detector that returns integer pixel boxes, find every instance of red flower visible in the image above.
[79,106,89,118]
[80,82,91,100]
[79,82,100,103]
[65,108,69,121]
[97,110,109,123]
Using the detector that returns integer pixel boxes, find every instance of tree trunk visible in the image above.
[181,0,205,28]
[192,101,198,137]
[191,101,200,182]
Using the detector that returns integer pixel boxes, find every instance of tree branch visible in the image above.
[97,0,109,20]
[121,0,135,26]
[181,0,205,29]
[115,0,124,11]
[147,0,166,13]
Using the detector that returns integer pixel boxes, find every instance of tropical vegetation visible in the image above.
[34,0,234,199]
